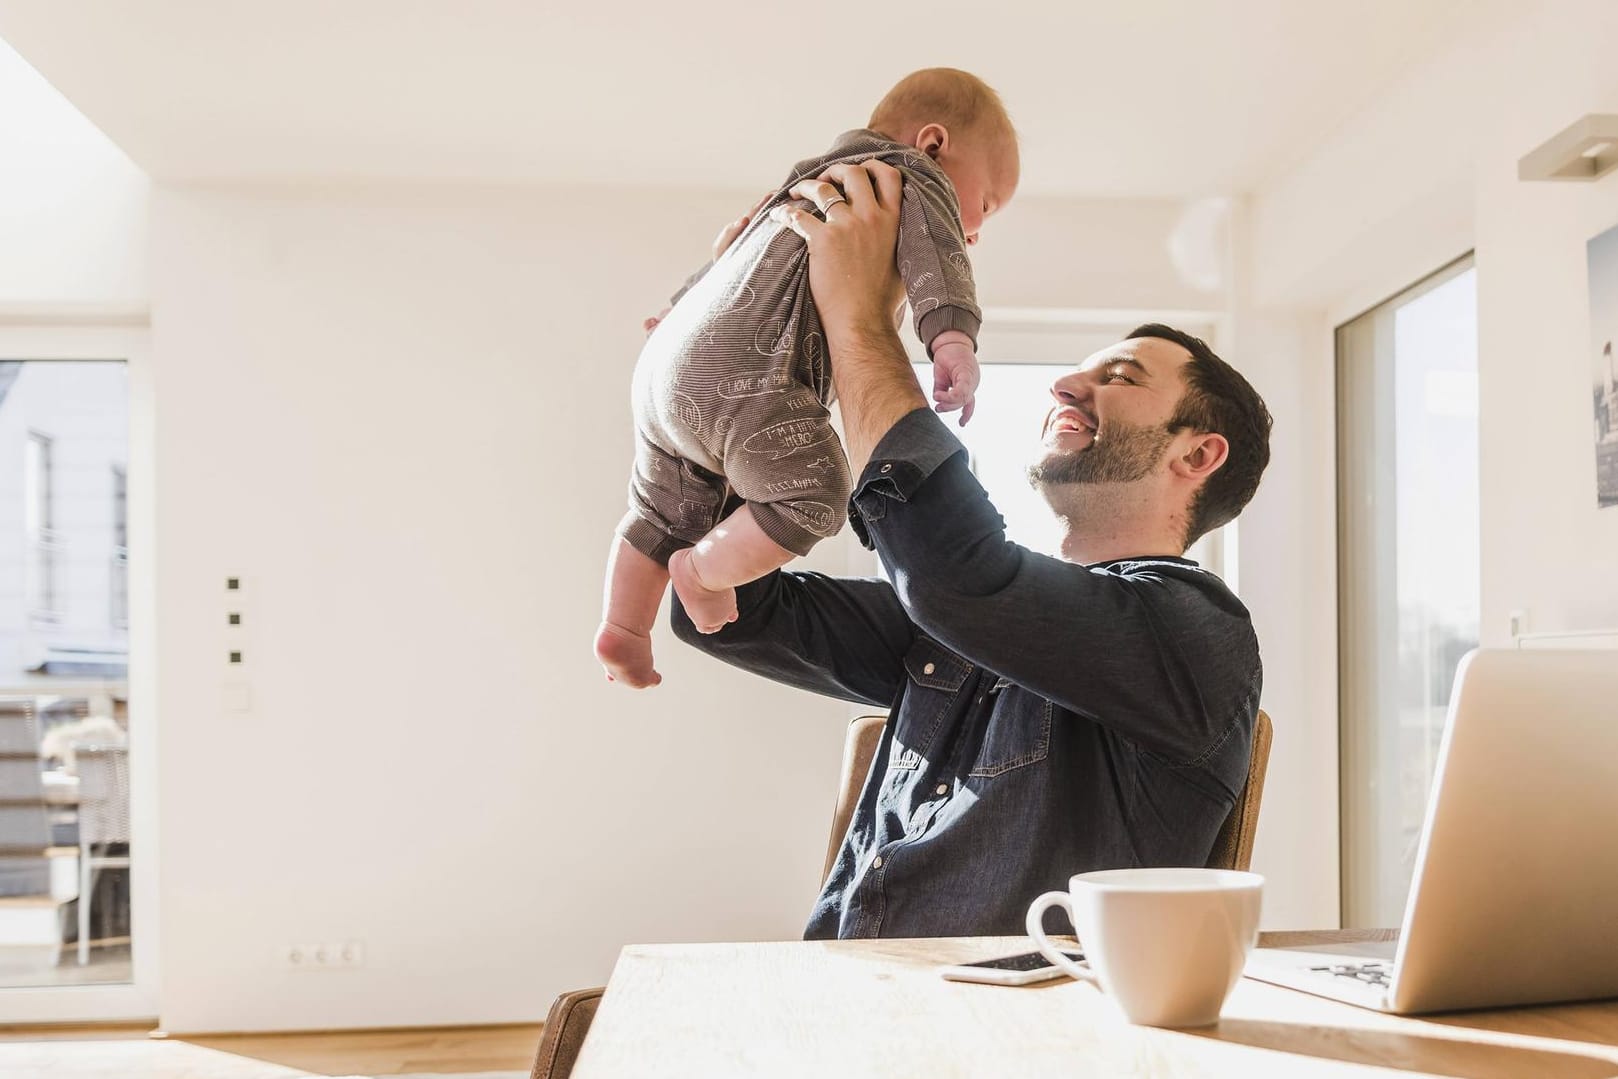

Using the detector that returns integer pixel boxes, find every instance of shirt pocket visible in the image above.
[968,693,1053,779]
[891,636,971,769]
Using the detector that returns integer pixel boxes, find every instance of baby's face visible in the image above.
[940,135,1019,246]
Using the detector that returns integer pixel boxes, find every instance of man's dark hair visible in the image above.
[1126,323,1273,547]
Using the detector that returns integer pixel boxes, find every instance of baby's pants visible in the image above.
[618,379,852,565]
[618,212,858,565]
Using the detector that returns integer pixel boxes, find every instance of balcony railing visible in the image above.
[109,546,128,629]
[25,529,61,624]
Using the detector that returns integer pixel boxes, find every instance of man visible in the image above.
[672,162,1274,939]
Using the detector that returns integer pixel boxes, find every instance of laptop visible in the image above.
[1245,648,1618,1014]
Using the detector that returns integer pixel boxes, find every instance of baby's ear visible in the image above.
[914,123,950,159]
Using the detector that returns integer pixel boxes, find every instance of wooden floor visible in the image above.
[0,1022,542,1078]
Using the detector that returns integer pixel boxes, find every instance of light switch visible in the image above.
[223,683,252,713]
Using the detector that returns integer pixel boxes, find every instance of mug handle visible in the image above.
[1025,890,1098,984]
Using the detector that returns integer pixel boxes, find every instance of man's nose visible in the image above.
[1050,370,1093,406]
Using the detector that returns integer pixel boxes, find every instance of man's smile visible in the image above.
[1044,406,1098,445]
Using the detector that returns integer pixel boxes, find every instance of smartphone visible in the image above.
[939,949,1086,986]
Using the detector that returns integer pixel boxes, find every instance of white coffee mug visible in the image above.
[1025,867,1263,1027]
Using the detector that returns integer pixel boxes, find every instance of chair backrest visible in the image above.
[822,708,1273,880]
[75,745,131,847]
[1204,708,1272,872]
[531,986,605,1079]
[822,715,887,882]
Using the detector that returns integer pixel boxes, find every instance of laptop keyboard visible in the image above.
[1309,961,1391,988]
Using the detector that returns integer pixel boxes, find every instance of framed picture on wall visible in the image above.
[1588,221,1618,508]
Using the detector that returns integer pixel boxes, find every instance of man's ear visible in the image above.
[1172,432,1229,482]
[914,123,951,160]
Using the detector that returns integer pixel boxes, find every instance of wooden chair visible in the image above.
[820,714,888,881]
[74,744,131,965]
[531,708,1273,1078]
[1204,708,1273,872]
[530,986,605,1079]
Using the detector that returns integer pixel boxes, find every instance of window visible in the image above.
[0,358,132,994]
[915,362,1066,554]
[24,431,58,620]
[110,466,128,629]
[1336,258,1479,928]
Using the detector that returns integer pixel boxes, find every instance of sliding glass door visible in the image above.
[1336,257,1479,928]
[0,325,154,1023]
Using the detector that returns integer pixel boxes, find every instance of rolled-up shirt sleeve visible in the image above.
[671,569,915,709]
[846,407,969,548]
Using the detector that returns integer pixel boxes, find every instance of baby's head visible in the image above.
[869,68,1020,245]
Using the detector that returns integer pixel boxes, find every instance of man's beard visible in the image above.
[1026,419,1174,489]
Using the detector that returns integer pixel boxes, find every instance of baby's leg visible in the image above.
[669,506,796,634]
[595,535,671,688]
[673,389,852,632]
[601,435,728,685]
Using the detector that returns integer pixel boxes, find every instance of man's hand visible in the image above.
[775,163,906,352]
[930,334,979,426]
[774,161,926,474]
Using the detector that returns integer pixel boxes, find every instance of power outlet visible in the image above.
[281,939,365,970]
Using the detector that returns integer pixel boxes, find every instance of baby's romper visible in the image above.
[618,130,982,564]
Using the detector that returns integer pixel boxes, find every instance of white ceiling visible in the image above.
[0,0,1478,198]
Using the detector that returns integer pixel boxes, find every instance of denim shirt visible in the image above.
[672,407,1263,939]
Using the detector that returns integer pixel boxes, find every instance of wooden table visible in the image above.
[572,932,1618,1078]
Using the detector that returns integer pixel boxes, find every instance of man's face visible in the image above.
[1027,337,1193,491]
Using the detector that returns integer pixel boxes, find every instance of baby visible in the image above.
[596,68,1020,687]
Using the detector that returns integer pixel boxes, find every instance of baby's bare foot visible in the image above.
[594,621,661,688]
[669,549,738,634]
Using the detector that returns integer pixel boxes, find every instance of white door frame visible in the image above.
[0,313,158,1023]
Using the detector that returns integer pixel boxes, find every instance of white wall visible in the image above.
[148,184,845,1032]
[1226,299,1339,930]
[0,38,146,312]
[1245,0,1618,929]
[973,195,1228,312]
[1470,13,1618,642]
[1255,0,1618,641]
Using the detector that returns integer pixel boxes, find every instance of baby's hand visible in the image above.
[643,306,672,335]
[931,337,980,426]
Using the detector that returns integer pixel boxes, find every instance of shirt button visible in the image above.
[923,662,935,675]
[872,856,884,869]
[879,463,893,473]
[936,784,949,796]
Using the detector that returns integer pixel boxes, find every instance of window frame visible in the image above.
[0,319,155,1024]
[1334,253,1479,929]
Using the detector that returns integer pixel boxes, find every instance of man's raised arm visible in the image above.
[774,162,927,474]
